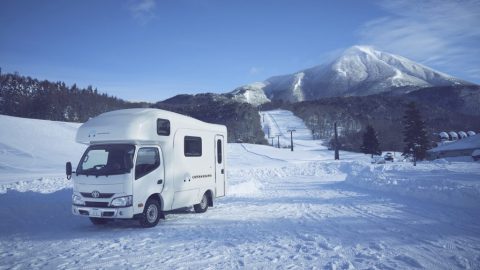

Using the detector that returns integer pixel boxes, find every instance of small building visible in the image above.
[448,131,459,141]
[427,134,480,160]
[458,131,468,139]
[439,131,449,141]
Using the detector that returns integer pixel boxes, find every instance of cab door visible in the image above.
[133,146,164,214]
[214,135,225,197]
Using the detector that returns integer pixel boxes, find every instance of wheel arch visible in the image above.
[205,189,213,207]
[146,193,164,211]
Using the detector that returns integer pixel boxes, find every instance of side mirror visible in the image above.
[66,162,72,180]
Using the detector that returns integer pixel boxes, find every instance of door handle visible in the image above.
[157,179,163,184]
[221,169,224,174]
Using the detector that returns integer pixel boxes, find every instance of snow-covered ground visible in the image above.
[260,110,323,150]
[0,115,85,185]
[1,111,480,269]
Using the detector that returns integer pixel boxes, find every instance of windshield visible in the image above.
[77,144,135,176]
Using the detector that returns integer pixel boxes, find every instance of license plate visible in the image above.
[90,209,101,217]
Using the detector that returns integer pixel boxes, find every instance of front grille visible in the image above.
[85,201,110,208]
[81,192,114,198]
[102,211,115,217]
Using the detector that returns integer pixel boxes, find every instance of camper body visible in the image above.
[68,108,227,227]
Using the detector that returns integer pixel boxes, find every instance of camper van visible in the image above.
[66,108,227,227]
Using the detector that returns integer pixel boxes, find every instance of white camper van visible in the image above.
[66,108,227,227]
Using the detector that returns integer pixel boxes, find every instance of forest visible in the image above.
[0,72,266,144]
[265,86,480,152]
[2,72,478,152]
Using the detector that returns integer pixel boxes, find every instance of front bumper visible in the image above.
[72,205,134,219]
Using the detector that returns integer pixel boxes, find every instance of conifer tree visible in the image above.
[360,125,381,157]
[402,102,429,160]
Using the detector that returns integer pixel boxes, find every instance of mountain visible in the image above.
[230,45,474,105]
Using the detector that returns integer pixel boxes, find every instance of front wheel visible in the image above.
[139,199,161,228]
[194,193,209,213]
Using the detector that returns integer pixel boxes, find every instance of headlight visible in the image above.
[110,196,133,207]
[72,194,84,206]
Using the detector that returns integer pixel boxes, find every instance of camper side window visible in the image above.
[184,136,202,157]
[217,139,222,164]
[135,147,160,180]
[157,119,170,136]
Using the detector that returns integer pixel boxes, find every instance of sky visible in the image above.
[1,0,479,102]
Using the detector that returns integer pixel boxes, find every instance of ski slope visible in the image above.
[260,109,326,150]
[1,112,480,269]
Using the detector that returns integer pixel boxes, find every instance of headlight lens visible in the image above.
[72,194,84,206]
[111,196,133,207]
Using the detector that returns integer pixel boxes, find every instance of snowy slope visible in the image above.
[230,45,473,104]
[0,115,85,184]
[260,109,319,148]
[1,114,480,269]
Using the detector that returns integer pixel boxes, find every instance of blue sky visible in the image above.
[1,0,479,102]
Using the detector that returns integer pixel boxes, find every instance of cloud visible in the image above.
[249,66,263,75]
[129,0,157,24]
[358,0,480,82]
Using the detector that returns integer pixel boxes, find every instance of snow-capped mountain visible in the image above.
[229,82,270,106]
[230,46,473,105]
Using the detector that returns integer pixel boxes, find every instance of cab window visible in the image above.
[77,144,134,176]
[135,147,160,180]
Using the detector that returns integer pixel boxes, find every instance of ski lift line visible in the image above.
[241,144,329,162]
[264,112,311,136]
[263,112,315,147]
[239,143,287,162]
[264,112,286,138]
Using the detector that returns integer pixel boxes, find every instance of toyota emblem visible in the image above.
[91,190,100,198]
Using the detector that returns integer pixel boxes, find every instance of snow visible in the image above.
[1,111,480,269]
[429,134,480,152]
[230,82,271,106]
[345,160,480,209]
[292,72,305,101]
[230,45,470,105]
[0,114,85,184]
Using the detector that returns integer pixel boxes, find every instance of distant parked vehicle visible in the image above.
[371,155,386,164]
[384,152,394,162]
[472,149,480,161]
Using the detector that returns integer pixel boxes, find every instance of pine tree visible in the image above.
[402,102,429,160]
[360,125,381,157]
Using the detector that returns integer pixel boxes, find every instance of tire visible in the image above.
[89,217,110,225]
[194,193,209,213]
[139,199,161,228]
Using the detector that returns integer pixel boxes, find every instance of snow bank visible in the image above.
[0,176,71,194]
[429,134,480,152]
[227,179,263,197]
[345,161,480,209]
[0,115,85,184]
